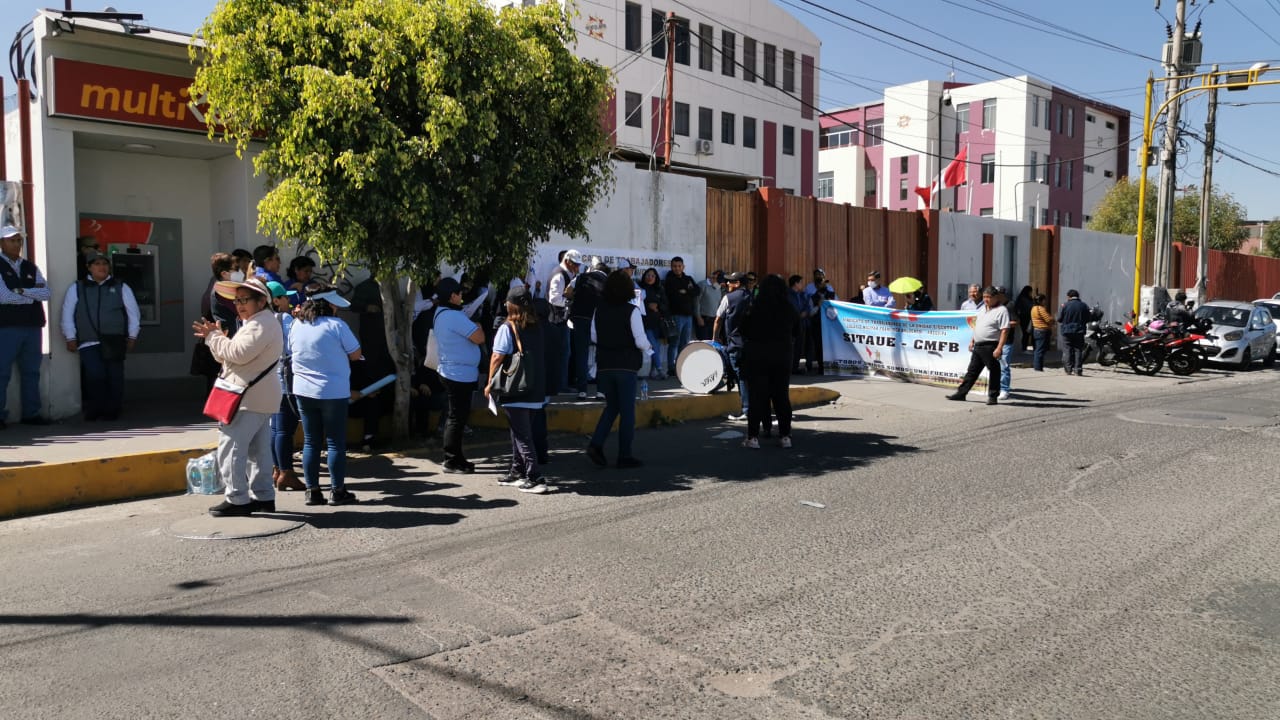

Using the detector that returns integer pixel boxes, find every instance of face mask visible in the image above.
[867,281,878,289]
[229,271,246,282]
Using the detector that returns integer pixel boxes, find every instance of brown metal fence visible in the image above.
[705,188,759,275]
[1175,243,1280,301]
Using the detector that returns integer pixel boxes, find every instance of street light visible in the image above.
[1132,65,1280,316]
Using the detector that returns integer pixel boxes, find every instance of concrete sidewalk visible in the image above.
[0,373,841,519]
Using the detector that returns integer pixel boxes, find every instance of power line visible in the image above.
[934,0,1161,64]
[1222,0,1280,49]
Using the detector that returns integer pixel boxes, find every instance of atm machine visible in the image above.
[107,243,160,325]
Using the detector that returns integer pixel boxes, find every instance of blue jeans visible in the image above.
[1032,329,1050,371]
[571,318,593,394]
[271,394,299,471]
[297,395,348,490]
[590,370,637,459]
[998,344,1011,393]
[666,315,694,370]
[0,326,42,421]
[644,329,664,374]
[78,343,125,419]
[727,347,748,415]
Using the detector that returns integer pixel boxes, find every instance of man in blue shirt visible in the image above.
[862,270,894,308]
[0,225,52,427]
[803,268,836,374]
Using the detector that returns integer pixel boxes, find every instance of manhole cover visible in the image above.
[1119,408,1271,428]
[1166,412,1228,421]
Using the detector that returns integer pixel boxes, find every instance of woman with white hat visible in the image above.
[290,282,363,506]
[192,276,283,516]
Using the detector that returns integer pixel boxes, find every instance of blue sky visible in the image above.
[7,0,1280,218]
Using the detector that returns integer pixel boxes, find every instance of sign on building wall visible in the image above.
[47,58,215,134]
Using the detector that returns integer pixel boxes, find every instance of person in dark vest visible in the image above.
[741,274,799,449]
[0,225,52,427]
[485,285,552,493]
[61,252,140,421]
[586,270,651,469]
[569,258,607,399]
[713,272,753,422]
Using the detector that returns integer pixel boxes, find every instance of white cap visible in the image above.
[563,249,583,265]
[0,225,21,239]
[311,289,351,308]
[616,257,633,270]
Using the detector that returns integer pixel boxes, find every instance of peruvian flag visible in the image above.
[914,146,968,207]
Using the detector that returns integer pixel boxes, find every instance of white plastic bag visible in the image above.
[185,452,223,495]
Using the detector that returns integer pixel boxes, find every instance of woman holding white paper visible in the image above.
[289,283,363,506]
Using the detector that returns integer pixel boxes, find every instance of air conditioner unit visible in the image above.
[695,138,714,155]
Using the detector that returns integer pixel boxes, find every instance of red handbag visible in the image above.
[203,363,277,424]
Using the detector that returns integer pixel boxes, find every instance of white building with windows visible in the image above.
[502,0,822,194]
[817,76,1131,228]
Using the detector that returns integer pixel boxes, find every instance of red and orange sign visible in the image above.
[48,58,217,134]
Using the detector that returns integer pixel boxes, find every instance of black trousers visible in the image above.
[442,378,475,467]
[806,316,823,371]
[792,320,808,371]
[746,359,793,439]
[955,341,1000,400]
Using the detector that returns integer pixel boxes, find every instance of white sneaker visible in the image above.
[741,437,760,449]
[997,391,1010,401]
[779,436,792,449]
[728,413,746,422]
[516,479,551,494]
[577,392,587,400]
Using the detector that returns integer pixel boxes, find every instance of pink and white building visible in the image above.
[817,77,1131,228]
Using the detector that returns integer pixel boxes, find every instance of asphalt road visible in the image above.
[2,365,1279,719]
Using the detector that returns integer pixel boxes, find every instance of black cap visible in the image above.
[506,285,532,307]
[814,267,826,275]
[435,277,461,301]
[1066,288,1080,298]
[994,285,1008,296]
[714,270,725,282]
[725,271,745,282]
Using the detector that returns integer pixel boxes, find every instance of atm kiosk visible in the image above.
[107,243,160,325]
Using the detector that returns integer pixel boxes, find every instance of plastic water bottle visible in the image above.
[639,379,649,401]
[186,460,202,494]
[199,456,219,494]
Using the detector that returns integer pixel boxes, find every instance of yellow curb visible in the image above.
[0,447,213,520]
[470,385,841,434]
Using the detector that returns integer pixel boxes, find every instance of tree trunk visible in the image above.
[380,277,416,442]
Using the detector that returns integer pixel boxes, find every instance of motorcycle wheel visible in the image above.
[1097,346,1117,367]
[1168,351,1198,376]
[1130,348,1163,376]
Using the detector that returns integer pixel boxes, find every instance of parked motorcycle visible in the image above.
[1086,316,1167,375]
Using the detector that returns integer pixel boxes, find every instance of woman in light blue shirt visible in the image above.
[432,277,486,473]
[290,284,362,506]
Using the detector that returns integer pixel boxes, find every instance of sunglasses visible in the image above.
[232,296,258,305]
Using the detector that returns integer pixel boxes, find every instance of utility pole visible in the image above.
[1196,64,1218,301]
[661,12,675,169]
[1152,0,1187,288]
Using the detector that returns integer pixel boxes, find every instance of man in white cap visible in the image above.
[546,248,582,394]
[61,251,141,421]
[0,225,52,427]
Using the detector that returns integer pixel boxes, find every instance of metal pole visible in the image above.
[662,12,675,169]
[17,79,35,262]
[1133,73,1155,317]
[1196,66,1218,301]
[1153,0,1187,287]
[935,92,943,211]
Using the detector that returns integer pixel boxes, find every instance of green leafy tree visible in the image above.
[1260,218,1280,258]
[193,0,614,438]
[1088,178,1247,251]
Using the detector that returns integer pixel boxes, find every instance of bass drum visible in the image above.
[676,341,732,394]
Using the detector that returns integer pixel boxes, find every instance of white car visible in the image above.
[1254,299,1280,337]
[1195,301,1277,367]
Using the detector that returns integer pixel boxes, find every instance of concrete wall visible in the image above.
[1058,227,1136,324]
[934,213,1035,309]
[530,161,707,287]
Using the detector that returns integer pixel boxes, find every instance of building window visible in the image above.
[1105,120,1115,130]
[982,99,996,129]
[721,111,735,144]
[1041,207,1050,225]
[1086,112,1096,123]
[1028,150,1038,182]
[782,50,795,92]
[1028,206,1036,223]
[697,106,713,141]
[1065,211,1073,227]
[1084,164,1095,174]
[720,30,736,77]
[899,178,909,201]
[1084,214,1092,223]
[698,23,713,71]
[820,125,857,148]
[899,156,909,174]
[955,102,969,132]
[743,116,756,148]
[865,119,883,146]
[1066,160,1074,189]
[782,125,795,155]
[623,91,642,128]
[651,10,665,59]
[979,208,993,217]
[674,18,690,65]
[1032,96,1040,128]
[1066,107,1074,137]
[743,37,757,82]
[625,2,643,51]
[866,167,877,196]
[763,43,777,87]
[981,153,995,184]
[1056,103,1063,133]
[674,102,689,136]
[1053,209,1060,225]
[1103,169,1114,178]
[1054,158,1061,187]
[817,171,834,199]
